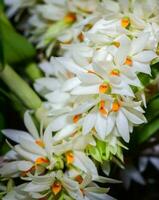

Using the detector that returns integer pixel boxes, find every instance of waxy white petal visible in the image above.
[116,111,129,142]
[24,111,39,140]
[131,33,149,55]
[2,129,34,144]
[82,112,96,135]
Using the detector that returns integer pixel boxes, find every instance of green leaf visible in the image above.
[0,23,4,70]
[0,0,4,11]
[132,92,159,144]
[87,144,102,163]
[135,118,159,144]
[0,12,36,65]
[145,94,159,121]
[0,112,5,142]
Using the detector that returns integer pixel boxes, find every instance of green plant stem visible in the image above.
[0,65,42,109]
[25,63,43,81]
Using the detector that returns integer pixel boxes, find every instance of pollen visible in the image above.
[99,100,108,116]
[110,69,120,76]
[112,41,120,48]
[112,101,121,112]
[52,181,62,195]
[99,83,111,94]
[66,151,74,165]
[64,12,77,24]
[121,17,130,28]
[73,114,81,123]
[35,139,45,148]
[75,175,83,184]
[124,57,132,66]
[35,157,49,165]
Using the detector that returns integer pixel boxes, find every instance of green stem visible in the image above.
[25,63,43,81]
[0,65,42,109]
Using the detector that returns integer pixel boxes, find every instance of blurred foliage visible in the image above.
[132,62,159,144]
[0,2,36,68]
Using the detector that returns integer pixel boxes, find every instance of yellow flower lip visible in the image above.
[52,181,62,195]
[75,175,83,184]
[73,114,81,123]
[99,100,108,116]
[78,32,84,42]
[65,151,74,165]
[112,41,120,48]
[35,139,45,148]
[110,69,120,76]
[64,12,77,24]
[112,101,121,112]
[124,56,132,66]
[35,157,49,165]
[99,83,111,94]
[121,17,130,28]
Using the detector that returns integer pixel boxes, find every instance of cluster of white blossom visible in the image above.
[1,0,159,199]
[5,0,100,56]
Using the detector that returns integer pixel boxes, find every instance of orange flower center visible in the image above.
[75,175,83,184]
[112,101,121,112]
[99,83,111,94]
[64,12,77,24]
[99,100,108,116]
[78,32,84,42]
[35,139,45,148]
[112,41,120,48]
[121,17,130,28]
[35,157,49,165]
[52,181,62,195]
[124,57,132,66]
[110,69,120,76]
[66,151,74,165]
[73,114,81,123]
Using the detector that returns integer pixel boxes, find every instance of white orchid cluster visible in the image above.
[1,0,159,199]
[5,0,159,57]
[1,111,118,200]
[5,0,100,56]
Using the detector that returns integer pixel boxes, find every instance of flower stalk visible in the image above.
[0,65,42,110]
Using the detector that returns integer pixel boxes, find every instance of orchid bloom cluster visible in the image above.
[1,0,159,200]
[5,0,100,56]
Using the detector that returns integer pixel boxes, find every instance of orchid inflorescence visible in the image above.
[0,0,159,199]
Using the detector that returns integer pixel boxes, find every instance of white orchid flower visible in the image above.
[2,184,33,200]
[23,170,83,199]
[114,33,157,75]
[1,111,56,177]
[69,96,146,142]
